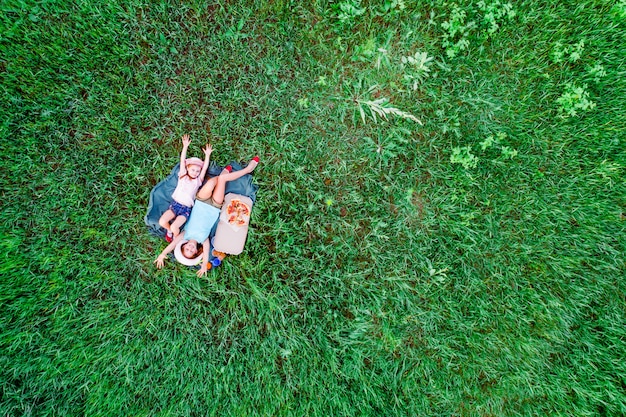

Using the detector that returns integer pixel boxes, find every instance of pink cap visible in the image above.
[185,157,204,168]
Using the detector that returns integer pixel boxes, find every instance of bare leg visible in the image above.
[196,176,219,201]
[211,159,259,205]
[159,209,176,231]
[170,215,187,237]
[197,165,251,201]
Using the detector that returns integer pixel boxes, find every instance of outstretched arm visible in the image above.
[154,232,186,269]
[199,143,212,181]
[196,238,211,277]
[178,134,191,176]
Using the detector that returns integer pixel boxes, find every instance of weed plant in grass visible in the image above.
[1,0,625,416]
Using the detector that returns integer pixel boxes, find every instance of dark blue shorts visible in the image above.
[169,200,192,219]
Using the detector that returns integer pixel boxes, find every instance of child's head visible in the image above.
[181,241,203,259]
[185,157,204,179]
[174,239,204,266]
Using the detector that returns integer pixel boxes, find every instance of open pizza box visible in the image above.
[212,193,253,255]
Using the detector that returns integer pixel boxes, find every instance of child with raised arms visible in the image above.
[159,134,212,241]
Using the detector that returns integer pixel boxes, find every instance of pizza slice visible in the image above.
[226,199,250,226]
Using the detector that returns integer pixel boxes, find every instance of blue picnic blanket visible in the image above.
[144,161,259,239]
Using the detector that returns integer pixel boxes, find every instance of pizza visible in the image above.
[226,199,250,226]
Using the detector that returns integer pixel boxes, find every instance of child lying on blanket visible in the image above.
[154,156,260,277]
[158,134,212,241]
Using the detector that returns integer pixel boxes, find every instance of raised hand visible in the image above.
[203,143,213,158]
[196,264,208,277]
[181,134,191,147]
[154,254,166,269]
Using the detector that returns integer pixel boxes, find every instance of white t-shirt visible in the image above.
[171,175,203,207]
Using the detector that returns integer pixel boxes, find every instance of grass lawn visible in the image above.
[1,0,625,415]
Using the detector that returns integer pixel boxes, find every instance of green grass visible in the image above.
[1,0,625,415]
